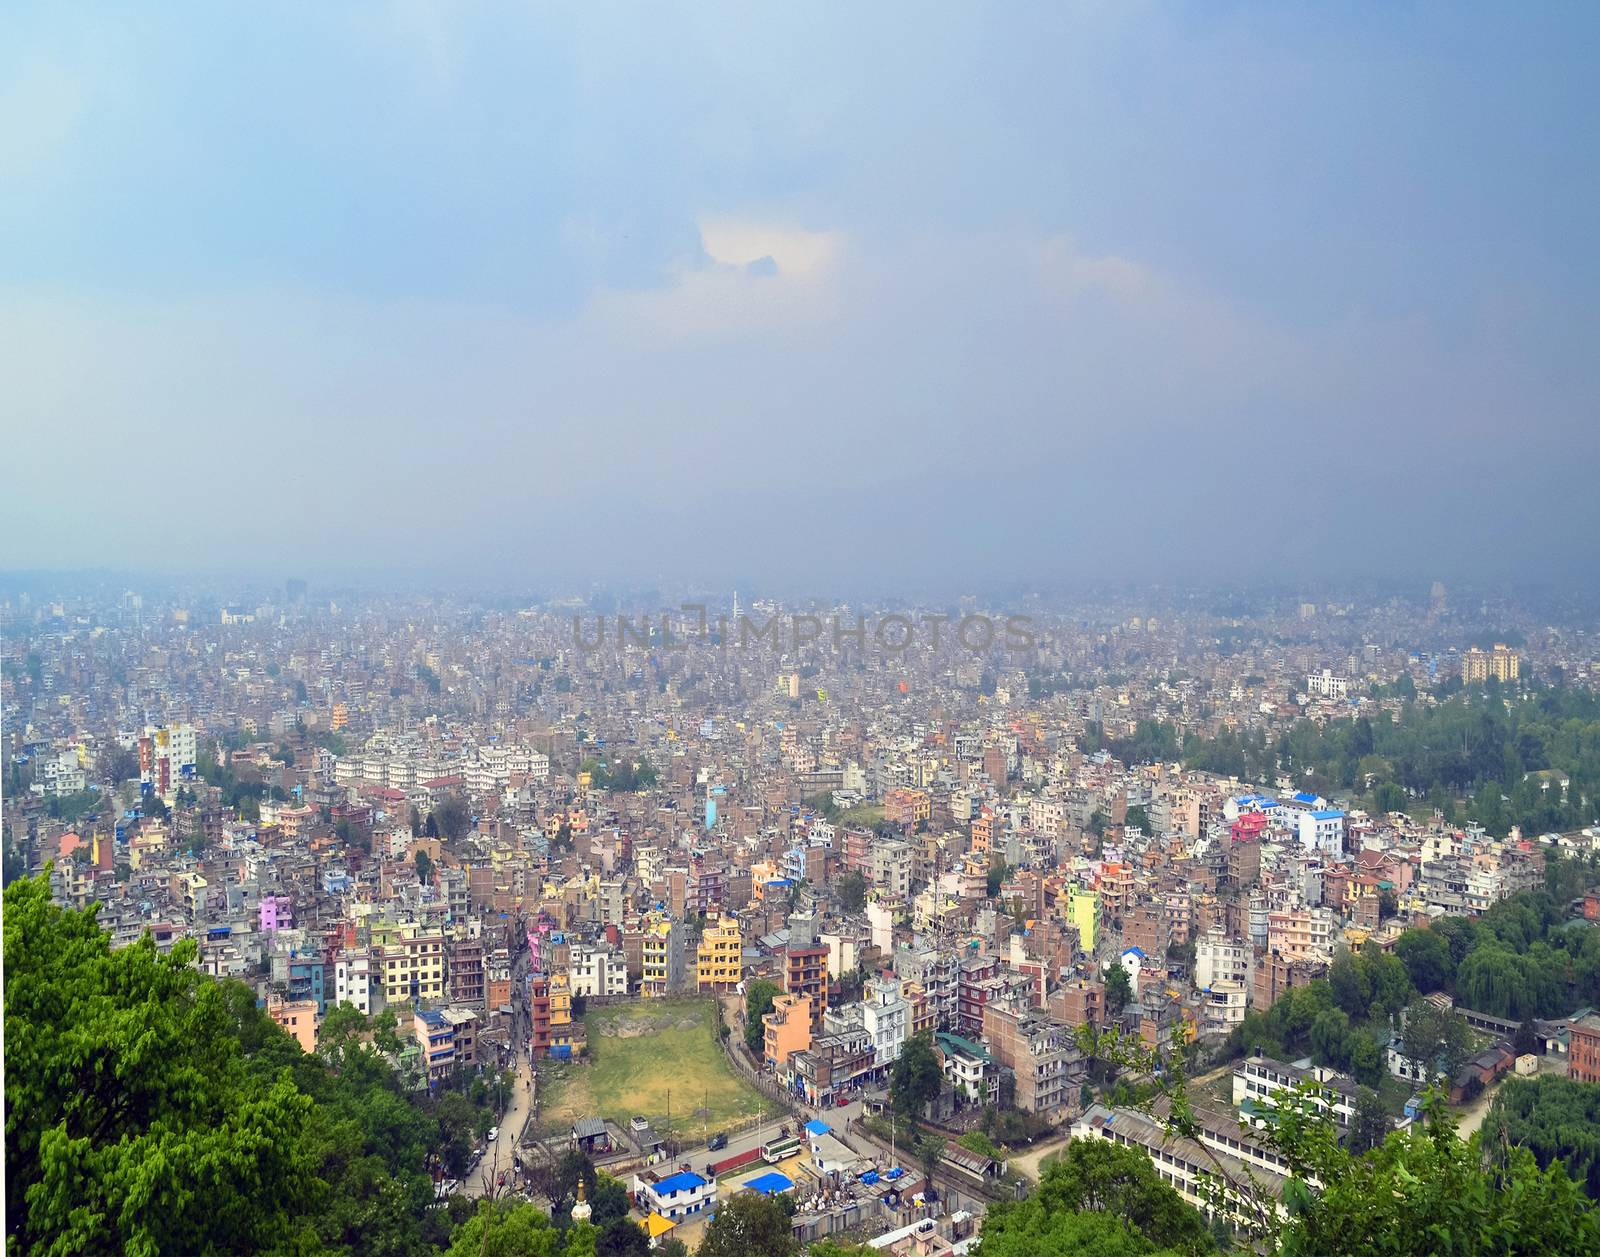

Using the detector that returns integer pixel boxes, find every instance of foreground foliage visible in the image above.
[5,874,322,1256]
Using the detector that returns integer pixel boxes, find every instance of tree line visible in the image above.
[1098,684,1600,839]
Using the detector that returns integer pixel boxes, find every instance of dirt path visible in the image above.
[1009,1133,1071,1181]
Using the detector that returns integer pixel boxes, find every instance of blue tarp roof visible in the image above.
[653,1171,707,1195]
[804,1119,831,1135]
[744,1172,794,1196]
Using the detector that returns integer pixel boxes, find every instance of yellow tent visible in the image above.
[643,1212,676,1240]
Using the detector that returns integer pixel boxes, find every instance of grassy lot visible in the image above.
[536,998,761,1142]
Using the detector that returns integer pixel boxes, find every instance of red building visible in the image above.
[1570,1013,1600,1084]
[785,944,829,1029]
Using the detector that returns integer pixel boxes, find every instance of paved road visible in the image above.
[465,1062,535,1197]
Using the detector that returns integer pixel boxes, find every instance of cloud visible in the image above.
[699,217,841,276]
[0,54,88,180]
[2,212,1594,582]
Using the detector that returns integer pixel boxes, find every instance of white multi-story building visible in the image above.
[334,950,378,1016]
[1233,1053,1356,1129]
[569,942,628,998]
[870,839,913,900]
[37,752,87,797]
[862,977,910,1069]
[1202,979,1248,1031]
[1306,670,1350,701]
[1298,810,1345,859]
[1195,930,1253,991]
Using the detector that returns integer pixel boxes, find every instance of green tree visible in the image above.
[99,742,139,786]
[598,1217,651,1257]
[987,857,1008,898]
[1347,1085,1390,1155]
[891,1031,944,1122]
[373,1007,404,1054]
[1276,1098,1600,1256]
[1105,963,1133,1017]
[1398,999,1472,1087]
[744,978,781,1055]
[433,794,471,843]
[1394,927,1454,995]
[444,1200,563,1257]
[4,874,324,1256]
[1489,1074,1600,1198]
[838,869,868,912]
[977,1138,1212,1256]
[1514,1017,1539,1058]
[695,1191,799,1257]
[1125,804,1152,834]
[1329,950,1372,1019]
[415,848,435,883]
[1348,1033,1384,1087]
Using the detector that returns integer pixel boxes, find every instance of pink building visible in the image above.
[260,894,294,935]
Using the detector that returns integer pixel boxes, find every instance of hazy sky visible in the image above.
[4,2,1597,590]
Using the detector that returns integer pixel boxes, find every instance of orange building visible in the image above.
[268,994,318,1053]
[763,993,813,1067]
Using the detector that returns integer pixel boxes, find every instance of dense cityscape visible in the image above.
[7,576,1600,1254]
[8,3,1600,1254]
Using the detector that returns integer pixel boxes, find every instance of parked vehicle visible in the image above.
[487,1126,499,1142]
[708,1133,727,1151]
[761,1137,801,1163]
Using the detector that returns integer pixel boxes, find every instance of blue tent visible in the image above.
[744,1172,793,1196]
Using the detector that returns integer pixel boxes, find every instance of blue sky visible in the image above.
[4,2,1597,587]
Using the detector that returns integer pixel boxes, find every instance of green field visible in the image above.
[536,998,762,1141]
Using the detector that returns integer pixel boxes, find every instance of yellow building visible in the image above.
[1066,885,1099,953]
[641,913,677,997]
[331,702,348,731]
[1462,644,1519,684]
[697,916,744,993]
[549,970,582,1054]
[373,924,446,1006]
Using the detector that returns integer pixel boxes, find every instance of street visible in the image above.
[464,1061,535,1197]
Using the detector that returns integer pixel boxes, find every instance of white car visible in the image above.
[487,1126,499,1142]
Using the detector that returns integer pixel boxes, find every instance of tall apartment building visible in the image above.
[374,927,446,1007]
[1195,931,1253,991]
[641,915,688,997]
[1267,907,1334,962]
[696,916,743,992]
[894,947,959,1031]
[333,949,377,1016]
[981,1000,1083,1119]
[883,787,931,829]
[548,971,580,1057]
[1461,644,1519,684]
[764,993,813,1067]
[1305,670,1349,701]
[785,943,830,1029]
[448,934,485,1008]
[861,977,909,1070]
[869,838,914,900]
[1297,810,1346,859]
[139,722,198,798]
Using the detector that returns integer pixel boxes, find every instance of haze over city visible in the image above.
[5,2,1598,586]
